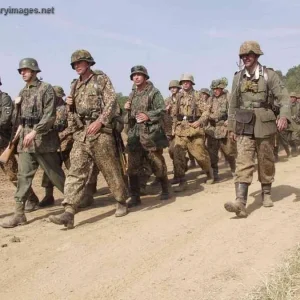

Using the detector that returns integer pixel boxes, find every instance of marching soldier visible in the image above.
[49,50,129,229]
[199,88,211,102]
[206,78,236,181]
[1,58,65,228]
[224,41,290,218]
[124,65,170,207]
[172,74,214,192]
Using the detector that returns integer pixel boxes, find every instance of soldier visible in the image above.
[124,65,170,207]
[224,41,290,218]
[0,76,39,211]
[288,92,300,156]
[40,85,99,208]
[200,88,211,102]
[206,78,236,181]
[49,50,129,229]
[172,74,214,192]
[0,58,66,228]
[296,93,300,104]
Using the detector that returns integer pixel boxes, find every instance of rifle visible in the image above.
[68,80,84,130]
[0,97,22,164]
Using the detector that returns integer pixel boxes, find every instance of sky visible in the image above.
[0,0,300,98]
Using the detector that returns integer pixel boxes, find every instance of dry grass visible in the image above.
[245,244,300,300]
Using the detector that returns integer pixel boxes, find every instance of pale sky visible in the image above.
[0,0,299,98]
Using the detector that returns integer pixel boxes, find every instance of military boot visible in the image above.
[228,158,236,177]
[127,175,141,208]
[188,157,196,169]
[290,142,298,157]
[205,167,214,184]
[160,176,170,200]
[24,189,40,212]
[48,205,75,229]
[224,182,248,218]
[1,202,27,228]
[39,187,55,207]
[212,164,219,182]
[170,176,180,185]
[115,201,128,217]
[174,177,188,193]
[261,183,274,207]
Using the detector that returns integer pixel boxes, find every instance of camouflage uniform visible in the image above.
[224,41,291,218]
[125,65,169,207]
[1,58,66,228]
[172,74,214,192]
[49,50,129,229]
[40,86,99,208]
[288,93,300,156]
[205,78,236,180]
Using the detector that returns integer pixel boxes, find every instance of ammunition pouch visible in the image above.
[21,116,40,128]
[235,109,255,136]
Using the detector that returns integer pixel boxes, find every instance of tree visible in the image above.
[116,93,128,109]
[284,65,300,93]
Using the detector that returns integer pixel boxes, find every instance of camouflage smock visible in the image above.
[0,91,13,147]
[70,70,118,143]
[173,89,211,137]
[205,93,229,139]
[17,79,59,153]
[125,81,168,151]
[163,95,177,136]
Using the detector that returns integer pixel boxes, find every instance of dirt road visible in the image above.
[0,153,300,300]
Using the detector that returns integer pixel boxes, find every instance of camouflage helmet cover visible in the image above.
[200,88,210,95]
[71,49,95,69]
[168,80,181,89]
[211,77,228,89]
[53,86,65,98]
[18,58,41,73]
[130,65,149,80]
[179,73,195,85]
[239,41,264,57]
[290,92,297,98]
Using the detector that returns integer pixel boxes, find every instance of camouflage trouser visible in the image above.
[15,152,65,203]
[41,149,99,196]
[235,135,275,184]
[173,135,211,178]
[168,137,175,160]
[128,148,167,179]
[0,146,18,183]
[62,133,128,208]
[207,136,236,167]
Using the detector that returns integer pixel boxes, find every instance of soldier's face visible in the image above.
[291,96,297,103]
[132,73,146,86]
[241,53,258,68]
[181,81,192,91]
[20,68,35,82]
[213,88,223,97]
[202,94,209,101]
[297,98,300,103]
[73,61,89,75]
[170,87,179,95]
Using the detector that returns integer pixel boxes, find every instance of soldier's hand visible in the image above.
[224,120,228,126]
[87,120,102,135]
[124,101,131,110]
[136,112,149,123]
[66,96,73,106]
[277,117,288,131]
[191,121,201,128]
[229,131,237,142]
[23,130,37,147]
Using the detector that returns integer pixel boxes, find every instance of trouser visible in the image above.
[173,135,211,178]
[15,152,65,203]
[128,147,167,179]
[62,133,128,208]
[235,135,275,184]
[207,135,236,169]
